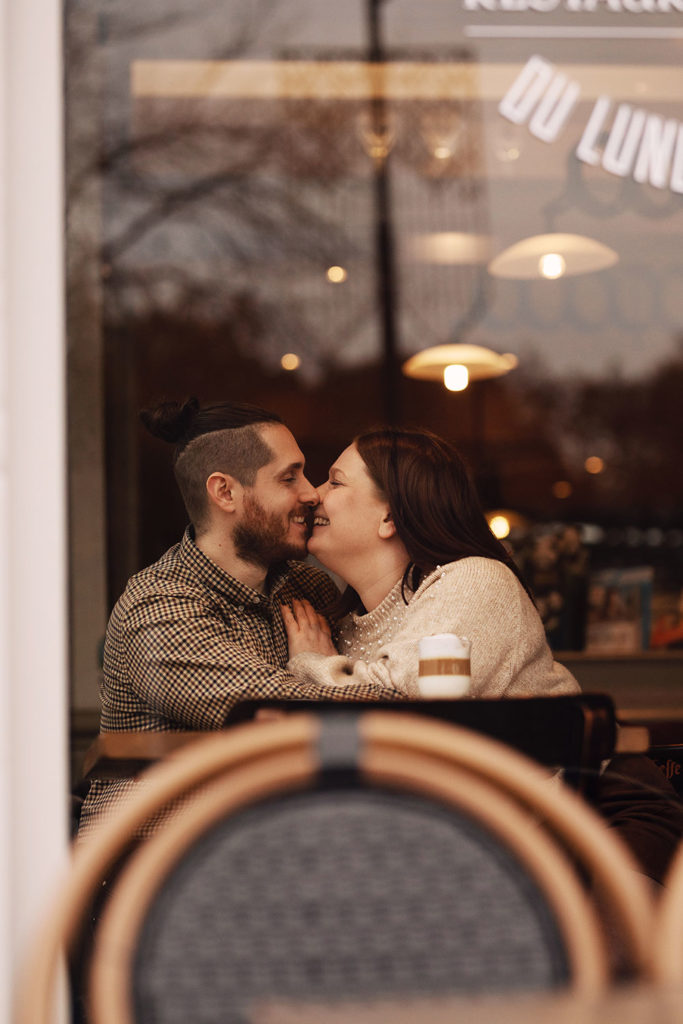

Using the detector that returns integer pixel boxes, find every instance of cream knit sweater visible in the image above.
[288,556,579,699]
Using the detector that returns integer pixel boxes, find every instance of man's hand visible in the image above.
[281,599,337,658]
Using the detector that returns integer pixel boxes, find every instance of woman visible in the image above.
[282,426,579,698]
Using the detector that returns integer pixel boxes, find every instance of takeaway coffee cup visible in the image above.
[417,633,471,698]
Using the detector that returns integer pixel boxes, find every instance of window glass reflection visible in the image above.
[65,0,683,701]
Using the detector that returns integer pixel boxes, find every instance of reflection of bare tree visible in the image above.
[510,342,683,524]
[67,0,489,380]
[569,347,683,518]
[99,83,485,373]
[67,4,371,378]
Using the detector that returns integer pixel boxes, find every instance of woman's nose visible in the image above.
[316,480,329,501]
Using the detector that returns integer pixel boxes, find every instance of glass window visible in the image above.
[65,0,683,715]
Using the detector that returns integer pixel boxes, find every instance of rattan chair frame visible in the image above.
[361,711,654,973]
[89,740,611,1024]
[15,716,319,1024]
[16,711,656,1024]
[651,839,683,983]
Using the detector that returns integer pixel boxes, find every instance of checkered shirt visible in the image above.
[78,527,403,839]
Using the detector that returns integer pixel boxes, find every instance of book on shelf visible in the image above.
[585,566,654,655]
[650,585,683,650]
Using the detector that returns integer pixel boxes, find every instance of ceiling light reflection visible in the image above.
[407,232,491,265]
[552,480,572,499]
[539,253,566,279]
[489,515,511,540]
[403,344,518,383]
[326,265,347,283]
[488,233,618,279]
[444,364,469,391]
[281,353,301,371]
[585,456,605,474]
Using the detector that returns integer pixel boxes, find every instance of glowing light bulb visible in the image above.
[281,353,300,371]
[489,515,511,539]
[585,456,605,474]
[326,265,347,283]
[539,252,566,279]
[552,480,572,499]
[443,364,469,391]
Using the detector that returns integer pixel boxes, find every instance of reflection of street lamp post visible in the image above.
[366,0,400,424]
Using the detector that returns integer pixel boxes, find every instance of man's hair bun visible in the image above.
[140,398,200,444]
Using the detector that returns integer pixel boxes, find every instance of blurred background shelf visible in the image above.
[557,651,683,710]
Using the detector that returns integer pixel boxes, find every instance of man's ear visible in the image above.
[378,509,396,540]
[206,472,241,513]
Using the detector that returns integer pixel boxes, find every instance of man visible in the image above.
[79,398,401,836]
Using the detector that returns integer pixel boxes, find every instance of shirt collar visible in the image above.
[179,526,290,606]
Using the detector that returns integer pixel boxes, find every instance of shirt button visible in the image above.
[236,605,244,612]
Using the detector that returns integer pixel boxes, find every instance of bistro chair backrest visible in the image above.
[652,838,683,984]
[16,711,655,1024]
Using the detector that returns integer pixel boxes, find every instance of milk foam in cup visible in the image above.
[418,633,471,698]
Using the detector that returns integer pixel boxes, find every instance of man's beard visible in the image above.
[233,493,308,568]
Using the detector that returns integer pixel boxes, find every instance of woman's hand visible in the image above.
[281,599,337,658]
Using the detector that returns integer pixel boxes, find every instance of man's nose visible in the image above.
[299,476,320,505]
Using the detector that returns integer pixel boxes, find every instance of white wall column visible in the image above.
[0,0,68,1016]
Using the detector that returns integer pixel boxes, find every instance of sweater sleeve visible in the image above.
[288,639,419,697]
[424,559,579,698]
[288,559,579,699]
